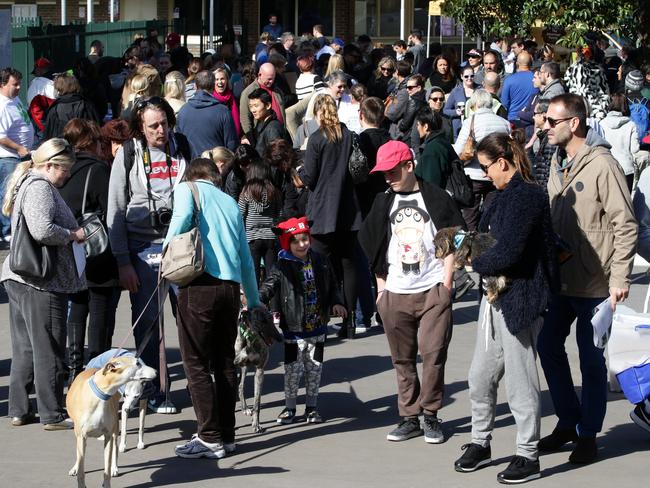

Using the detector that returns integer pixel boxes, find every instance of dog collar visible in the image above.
[454,231,467,249]
[88,376,112,401]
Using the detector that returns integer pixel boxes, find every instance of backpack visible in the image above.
[445,159,475,208]
[628,98,650,144]
[348,132,369,185]
[121,132,192,196]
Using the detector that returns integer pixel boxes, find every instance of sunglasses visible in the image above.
[480,161,496,173]
[134,96,166,111]
[463,75,474,79]
[406,85,419,90]
[543,116,574,128]
[429,97,444,102]
[380,67,395,73]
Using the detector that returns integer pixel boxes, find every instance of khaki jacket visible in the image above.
[239,80,286,135]
[548,143,637,297]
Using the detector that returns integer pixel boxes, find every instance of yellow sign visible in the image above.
[429,1,443,16]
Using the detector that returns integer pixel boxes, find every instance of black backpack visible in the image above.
[445,159,475,208]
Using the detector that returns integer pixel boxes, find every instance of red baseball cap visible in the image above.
[370,140,414,173]
[32,57,52,74]
[275,216,311,251]
[166,32,181,46]
[643,133,650,145]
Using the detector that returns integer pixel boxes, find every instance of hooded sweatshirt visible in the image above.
[176,90,238,158]
[600,111,641,176]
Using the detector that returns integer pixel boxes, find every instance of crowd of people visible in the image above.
[1,19,650,484]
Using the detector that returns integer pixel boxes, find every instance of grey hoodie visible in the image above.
[600,111,640,175]
[107,135,186,266]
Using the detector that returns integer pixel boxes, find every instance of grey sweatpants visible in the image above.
[468,299,542,460]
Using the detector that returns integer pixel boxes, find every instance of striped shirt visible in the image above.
[295,73,325,101]
[238,190,280,241]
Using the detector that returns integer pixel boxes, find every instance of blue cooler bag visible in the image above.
[617,361,650,404]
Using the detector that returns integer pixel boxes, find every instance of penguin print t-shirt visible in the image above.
[385,191,444,294]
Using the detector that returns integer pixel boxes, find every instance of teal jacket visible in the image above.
[415,131,457,189]
[163,180,261,307]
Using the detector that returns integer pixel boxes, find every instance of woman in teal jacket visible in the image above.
[164,157,261,460]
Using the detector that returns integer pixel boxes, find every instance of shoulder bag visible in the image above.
[78,166,109,258]
[161,181,204,286]
[458,115,477,162]
[9,179,57,280]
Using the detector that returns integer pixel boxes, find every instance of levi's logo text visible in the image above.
[149,159,179,179]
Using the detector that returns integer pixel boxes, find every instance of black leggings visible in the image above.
[248,239,277,284]
[67,287,121,375]
[310,231,360,315]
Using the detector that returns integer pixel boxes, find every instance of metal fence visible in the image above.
[11,19,174,104]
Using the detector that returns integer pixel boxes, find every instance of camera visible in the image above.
[149,207,172,229]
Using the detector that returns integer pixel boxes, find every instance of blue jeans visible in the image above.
[129,241,177,399]
[0,157,20,238]
[537,295,608,438]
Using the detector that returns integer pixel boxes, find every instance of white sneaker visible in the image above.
[148,398,177,414]
[355,325,370,334]
[175,434,226,459]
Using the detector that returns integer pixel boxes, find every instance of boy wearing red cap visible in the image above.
[259,216,347,424]
[359,140,465,444]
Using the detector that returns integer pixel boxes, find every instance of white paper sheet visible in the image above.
[592,297,614,348]
[72,241,86,277]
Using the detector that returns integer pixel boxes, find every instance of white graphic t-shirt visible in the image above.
[385,191,444,294]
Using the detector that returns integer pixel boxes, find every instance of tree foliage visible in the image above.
[443,0,640,47]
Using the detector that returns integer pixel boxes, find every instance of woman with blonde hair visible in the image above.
[164,70,186,115]
[368,56,397,99]
[120,64,162,118]
[201,146,235,185]
[1,138,86,430]
[301,93,362,338]
[325,54,346,78]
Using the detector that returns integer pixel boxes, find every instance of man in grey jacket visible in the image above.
[538,62,566,101]
[107,97,188,414]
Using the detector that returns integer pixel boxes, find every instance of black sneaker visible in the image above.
[568,437,597,464]
[386,417,423,441]
[630,404,650,434]
[497,455,541,484]
[454,443,492,472]
[423,415,444,444]
[538,426,578,452]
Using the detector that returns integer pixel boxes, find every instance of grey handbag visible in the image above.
[161,181,204,286]
[78,166,109,258]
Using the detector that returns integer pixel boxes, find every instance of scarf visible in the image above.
[213,89,242,137]
[258,83,284,124]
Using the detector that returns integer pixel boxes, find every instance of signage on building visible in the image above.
[233,25,243,36]
[429,1,444,16]
[543,25,565,44]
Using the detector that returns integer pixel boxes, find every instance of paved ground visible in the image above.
[0,260,649,487]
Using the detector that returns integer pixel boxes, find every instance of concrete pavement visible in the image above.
[0,269,649,488]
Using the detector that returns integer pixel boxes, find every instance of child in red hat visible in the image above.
[258,216,347,424]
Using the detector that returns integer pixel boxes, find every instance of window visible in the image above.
[12,5,38,20]
[355,0,400,38]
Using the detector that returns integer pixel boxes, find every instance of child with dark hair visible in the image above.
[238,161,281,282]
[258,217,347,424]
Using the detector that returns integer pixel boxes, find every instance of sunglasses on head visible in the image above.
[134,96,166,111]
[543,116,574,128]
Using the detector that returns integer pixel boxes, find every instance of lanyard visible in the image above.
[143,142,174,193]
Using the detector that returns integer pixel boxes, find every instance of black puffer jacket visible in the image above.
[43,93,101,139]
[532,129,556,193]
[258,250,344,336]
